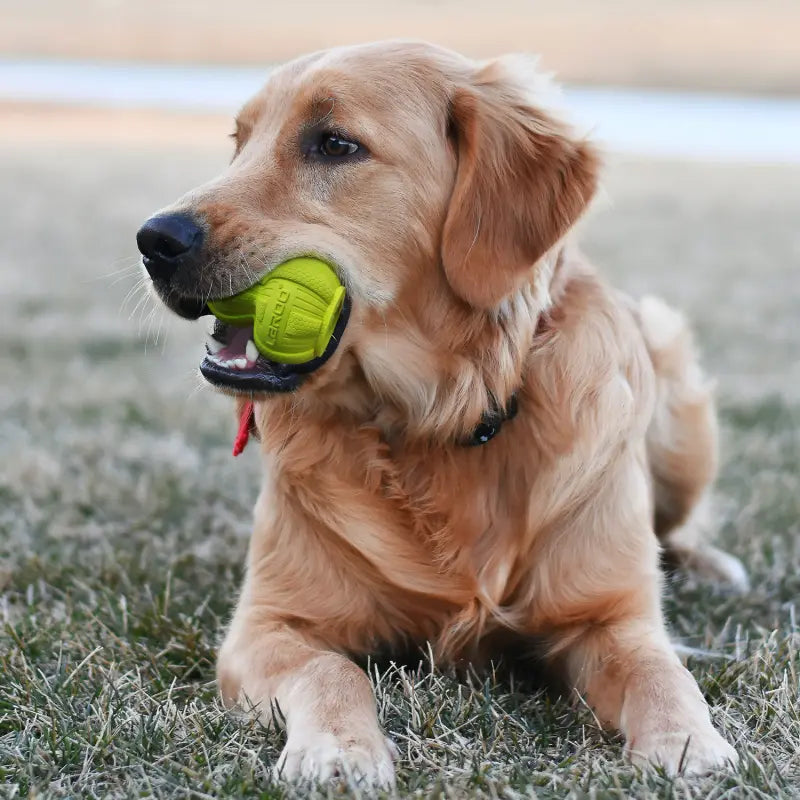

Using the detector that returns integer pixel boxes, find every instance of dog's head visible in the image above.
[137,42,598,439]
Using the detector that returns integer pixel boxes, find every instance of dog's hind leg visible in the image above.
[639,295,748,592]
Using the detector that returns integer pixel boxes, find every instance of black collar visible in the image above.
[462,392,519,447]
[459,291,555,448]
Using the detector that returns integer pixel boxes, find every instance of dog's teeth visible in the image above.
[206,336,224,354]
[233,358,247,369]
[245,340,258,362]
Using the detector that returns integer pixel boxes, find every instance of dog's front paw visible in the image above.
[627,727,738,775]
[275,727,396,788]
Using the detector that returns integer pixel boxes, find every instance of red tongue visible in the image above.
[233,401,255,456]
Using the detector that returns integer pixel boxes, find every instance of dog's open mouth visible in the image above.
[199,296,350,394]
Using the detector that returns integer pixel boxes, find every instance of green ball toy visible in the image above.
[207,257,346,364]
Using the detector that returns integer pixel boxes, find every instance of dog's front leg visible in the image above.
[557,600,738,774]
[217,611,395,787]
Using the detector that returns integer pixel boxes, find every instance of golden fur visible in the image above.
[144,41,745,785]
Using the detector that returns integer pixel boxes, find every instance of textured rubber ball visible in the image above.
[207,257,346,364]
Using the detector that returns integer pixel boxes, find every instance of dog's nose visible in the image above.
[137,213,203,280]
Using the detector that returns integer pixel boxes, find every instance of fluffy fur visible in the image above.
[142,41,745,785]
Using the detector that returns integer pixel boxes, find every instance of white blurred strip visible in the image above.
[565,86,800,163]
[0,59,268,112]
[1,58,799,163]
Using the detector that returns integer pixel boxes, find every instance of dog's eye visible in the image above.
[302,128,366,163]
[319,134,360,158]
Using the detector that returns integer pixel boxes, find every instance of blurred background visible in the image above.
[3,0,800,90]
[3,0,800,155]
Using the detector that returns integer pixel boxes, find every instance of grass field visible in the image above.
[1,121,799,798]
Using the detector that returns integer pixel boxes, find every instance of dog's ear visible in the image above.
[442,58,600,309]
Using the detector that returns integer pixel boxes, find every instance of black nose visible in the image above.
[137,213,203,281]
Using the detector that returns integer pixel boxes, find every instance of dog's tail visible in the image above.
[639,294,717,539]
[638,295,748,591]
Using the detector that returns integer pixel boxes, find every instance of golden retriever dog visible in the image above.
[136,41,746,785]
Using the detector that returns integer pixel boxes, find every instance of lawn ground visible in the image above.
[0,108,799,798]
